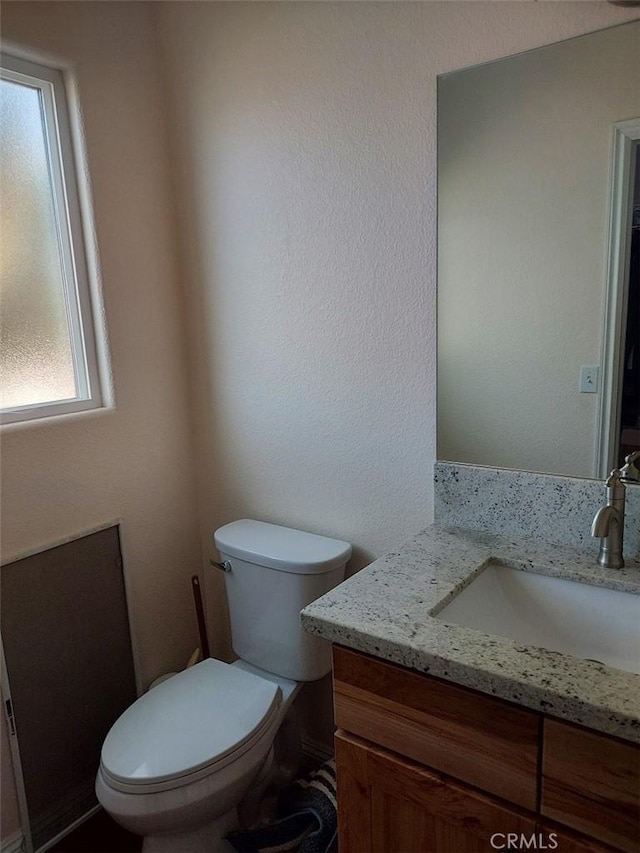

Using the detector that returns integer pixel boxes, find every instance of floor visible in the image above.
[47,807,338,853]
[48,758,337,853]
[49,811,338,853]
[49,810,141,853]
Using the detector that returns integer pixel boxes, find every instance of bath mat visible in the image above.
[226,759,337,853]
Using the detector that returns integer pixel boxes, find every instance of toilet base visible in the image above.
[142,809,238,853]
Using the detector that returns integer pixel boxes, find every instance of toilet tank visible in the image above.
[213,520,351,681]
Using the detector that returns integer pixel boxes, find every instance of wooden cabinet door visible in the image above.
[541,719,640,853]
[336,730,537,853]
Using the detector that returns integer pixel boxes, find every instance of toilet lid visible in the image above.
[100,659,281,789]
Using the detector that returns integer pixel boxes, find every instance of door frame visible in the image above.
[597,119,640,478]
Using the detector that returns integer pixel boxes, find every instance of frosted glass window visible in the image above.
[1,79,76,407]
[0,56,103,423]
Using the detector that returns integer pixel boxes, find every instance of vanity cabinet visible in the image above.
[333,647,639,853]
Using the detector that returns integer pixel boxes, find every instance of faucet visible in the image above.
[591,469,626,569]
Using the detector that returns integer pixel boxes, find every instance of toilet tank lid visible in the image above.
[214,519,352,574]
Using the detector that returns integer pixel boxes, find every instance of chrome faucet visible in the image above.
[591,469,626,569]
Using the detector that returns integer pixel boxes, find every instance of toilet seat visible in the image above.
[100,659,281,794]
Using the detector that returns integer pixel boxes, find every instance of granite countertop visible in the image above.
[301,524,640,743]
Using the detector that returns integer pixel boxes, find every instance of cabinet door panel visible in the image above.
[542,719,640,853]
[335,728,372,853]
[336,730,537,853]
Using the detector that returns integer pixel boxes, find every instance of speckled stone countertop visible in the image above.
[301,524,640,743]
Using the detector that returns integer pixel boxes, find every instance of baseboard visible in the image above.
[301,736,334,764]
[0,830,25,853]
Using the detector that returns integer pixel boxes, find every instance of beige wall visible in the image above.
[2,0,639,844]
[1,2,201,841]
[438,21,640,478]
[155,0,637,738]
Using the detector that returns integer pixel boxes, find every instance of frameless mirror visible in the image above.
[437,21,640,480]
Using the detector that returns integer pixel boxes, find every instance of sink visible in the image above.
[434,560,640,674]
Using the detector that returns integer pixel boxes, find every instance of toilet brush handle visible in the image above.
[191,575,210,659]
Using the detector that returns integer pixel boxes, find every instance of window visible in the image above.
[1,54,103,424]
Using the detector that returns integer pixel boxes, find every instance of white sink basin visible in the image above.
[435,561,640,674]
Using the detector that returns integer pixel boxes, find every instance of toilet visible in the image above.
[95,519,351,853]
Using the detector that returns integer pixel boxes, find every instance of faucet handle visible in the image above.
[620,451,640,483]
[605,468,626,500]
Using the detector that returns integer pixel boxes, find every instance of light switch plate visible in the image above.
[579,365,600,393]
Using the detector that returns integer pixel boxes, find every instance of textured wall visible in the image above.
[1,2,201,841]
[156,0,638,655]
[156,0,638,755]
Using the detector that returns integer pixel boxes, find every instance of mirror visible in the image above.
[437,21,640,480]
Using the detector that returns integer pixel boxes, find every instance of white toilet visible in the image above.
[95,519,351,853]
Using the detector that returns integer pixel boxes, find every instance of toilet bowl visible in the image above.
[96,659,299,852]
[96,519,351,852]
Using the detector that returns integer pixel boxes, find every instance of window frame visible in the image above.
[1,53,104,424]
